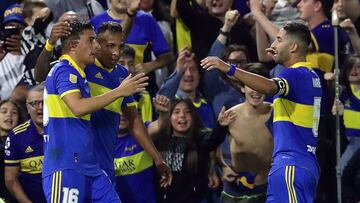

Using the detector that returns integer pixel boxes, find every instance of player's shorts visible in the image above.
[42,169,120,203]
[266,165,318,203]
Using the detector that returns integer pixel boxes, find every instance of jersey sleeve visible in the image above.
[4,132,20,167]
[273,68,298,98]
[55,68,81,98]
[144,14,171,57]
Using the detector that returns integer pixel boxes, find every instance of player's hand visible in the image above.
[116,73,149,97]
[153,95,171,113]
[0,41,7,61]
[208,169,220,189]
[127,0,140,15]
[155,160,173,188]
[49,21,72,45]
[222,10,240,32]
[222,166,238,182]
[201,56,230,73]
[5,34,22,55]
[176,46,194,73]
[218,106,237,126]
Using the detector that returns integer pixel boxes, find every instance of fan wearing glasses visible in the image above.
[4,84,46,203]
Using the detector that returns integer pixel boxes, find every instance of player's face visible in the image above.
[270,28,292,65]
[0,101,19,132]
[119,55,135,74]
[97,31,122,69]
[206,0,233,16]
[26,91,43,127]
[171,102,193,135]
[297,0,318,21]
[140,0,154,12]
[348,58,360,84]
[179,60,200,94]
[76,29,100,66]
[242,85,266,107]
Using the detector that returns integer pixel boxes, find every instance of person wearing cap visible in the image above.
[0,3,27,101]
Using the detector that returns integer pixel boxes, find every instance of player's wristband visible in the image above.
[45,40,54,52]
[273,78,287,95]
[226,64,236,76]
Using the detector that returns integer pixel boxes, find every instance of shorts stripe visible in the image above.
[285,166,298,203]
[51,171,62,203]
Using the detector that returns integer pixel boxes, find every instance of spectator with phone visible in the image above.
[0,4,26,100]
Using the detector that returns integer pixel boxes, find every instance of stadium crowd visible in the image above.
[0,0,359,202]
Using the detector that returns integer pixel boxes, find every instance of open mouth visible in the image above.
[4,119,13,125]
[177,119,188,127]
[211,0,223,8]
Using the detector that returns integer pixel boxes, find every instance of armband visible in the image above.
[273,78,287,95]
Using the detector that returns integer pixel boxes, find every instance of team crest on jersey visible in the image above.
[69,74,77,83]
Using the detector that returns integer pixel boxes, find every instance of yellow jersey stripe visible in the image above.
[4,159,20,163]
[344,109,360,130]
[13,121,30,131]
[238,176,255,189]
[59,55,86,78]
[95,58,113,72]
[290,62,313,70]
[88,82,124,113]
[350,84,360,100]
[114,151,153,176]
[310,32,319,52]
[128,43,148,65]
[60,89,80,99]
[273,98,314,128]
[19,156,43,174]
[47,94,90,121]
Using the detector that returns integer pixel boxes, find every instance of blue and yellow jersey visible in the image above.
[340,84,360,137]
[133,91,153,123]
[307,20,349,73]
[114,131,156,203]
[176,94,216,130]
[85,59,136,178]
[43,54,101,177]
[272,62,322,177]
[4,120,46,202]
[90,11,171,65]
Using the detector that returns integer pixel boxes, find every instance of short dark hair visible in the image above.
[97,22,122,35]
[283,22,311,55]
[244,63,270,78]
[223,44,249,62]
[316,0,334,18]
[61,21,93,50]
[120,44,135,59]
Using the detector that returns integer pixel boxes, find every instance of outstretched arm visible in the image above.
[201,56,278,95]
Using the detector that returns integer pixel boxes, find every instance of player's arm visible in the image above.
[122,105,172,187]
[5,166,33,203]
[201,57,279,96]
[62,73,148,117]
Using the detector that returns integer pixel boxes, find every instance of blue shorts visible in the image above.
[42,169,120,203]
[266,165,318,203]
